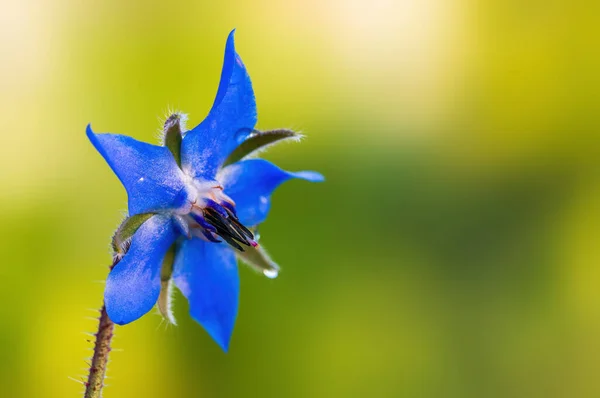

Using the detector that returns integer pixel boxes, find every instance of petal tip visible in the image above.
[295,170,325,183]
[86,123,103,150]
[193,315,234,352]
[208,323,234,352]
[86,123,96,139]
[228,28,236,40]
[225,29,237,56]
[218,338,231,353]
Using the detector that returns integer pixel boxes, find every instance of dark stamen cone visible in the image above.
[223,207,254,239]
[203,206,255,250]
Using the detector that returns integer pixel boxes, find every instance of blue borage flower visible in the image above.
[87,30,323,351]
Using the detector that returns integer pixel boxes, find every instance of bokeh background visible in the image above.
[1,0,599,397]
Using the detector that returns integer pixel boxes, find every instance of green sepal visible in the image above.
[163,113,183,167]
[157,245,176,324]
[223,129,301,167]
[237,244,280,278]
[111,213,155,254]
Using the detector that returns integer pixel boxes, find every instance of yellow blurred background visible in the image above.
[1,0,599,397]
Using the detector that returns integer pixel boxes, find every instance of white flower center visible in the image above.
[174,175,256,251]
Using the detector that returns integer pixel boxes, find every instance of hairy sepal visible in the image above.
[223,129,302,167]
[111,213,155,253]
[163,113,184,167]
[157,245,177,325]
[237,244,280,278]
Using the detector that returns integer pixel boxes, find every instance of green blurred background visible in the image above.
[1,0,599,397]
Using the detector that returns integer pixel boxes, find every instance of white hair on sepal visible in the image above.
[243,127,305,160]
[236,244,280,279]
[157,278,177,325]
[105,210,129,254]
[157,107,189,145]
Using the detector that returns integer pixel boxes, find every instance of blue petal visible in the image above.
[172,238,239,351]
[105,214,177,325]
[87,124,190,216]
[219,159,324,226]
[181,30,257,179]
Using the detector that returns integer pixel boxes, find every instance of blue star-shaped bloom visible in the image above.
[87,30,323,351]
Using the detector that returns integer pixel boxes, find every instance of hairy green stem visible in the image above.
[84,249,125,398]
[84,304,114,398]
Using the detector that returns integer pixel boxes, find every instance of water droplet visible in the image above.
[253,229,260,242]
[263,268,278,279]
[234,128,252,144]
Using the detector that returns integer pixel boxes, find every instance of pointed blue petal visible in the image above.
[181,30,257,179]
[172,238,239,351]
[105,214,177,325]
[87,124,190,216]
[218,159,324,226]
